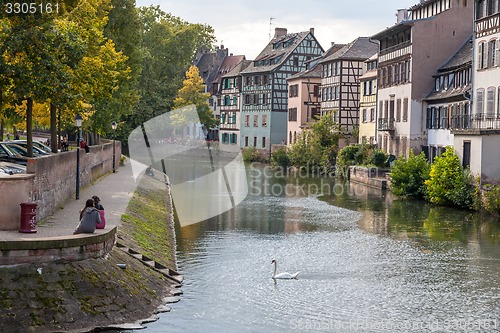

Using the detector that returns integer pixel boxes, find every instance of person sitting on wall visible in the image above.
[92,195,106,229]
[80,139,90,153]
[74,198,101,234]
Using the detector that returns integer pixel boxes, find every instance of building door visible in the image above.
[463,141,471,168]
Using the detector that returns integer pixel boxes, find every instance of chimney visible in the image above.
[309,28,314,36]
[396,9,408,23]
[274,27,287,38]
[331,42,335,46]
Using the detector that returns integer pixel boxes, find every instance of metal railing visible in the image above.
[450,113,500,130]
[378,118,395,131]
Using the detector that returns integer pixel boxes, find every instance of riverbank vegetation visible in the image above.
[389,146,500,213]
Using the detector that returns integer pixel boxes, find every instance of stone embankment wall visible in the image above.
[349,166,390,190]
[0,141,120,230]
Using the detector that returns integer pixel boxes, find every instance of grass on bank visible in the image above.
[119,174,175,270]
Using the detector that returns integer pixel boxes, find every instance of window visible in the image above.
[224,95,230,106]
[370,108,375,122]
[293,56,299,67]
[253,137,257,147]
[245,115,250,127]
[289,84,299,97]
[362,109,368,123]
[487,87,495,116]
[253,115,258,127]
[262,115,268,127]
[396,99,401,122]
[231,134,237,144]
[288,108,298,121]
[476,88,485,114]
[311,108,320,119]
[488,39,497,67]
[233,96,237,106]
[245,136,249,147]
[262,137,266,148]
[478,42,486,69]
[405,60,410,82]
[403,98,408,122]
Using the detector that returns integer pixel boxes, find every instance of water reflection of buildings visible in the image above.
[347,181,391,236]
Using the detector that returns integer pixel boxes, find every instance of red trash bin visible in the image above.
[19,202,37,233]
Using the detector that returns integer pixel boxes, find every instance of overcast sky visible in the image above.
[135,0,417,59]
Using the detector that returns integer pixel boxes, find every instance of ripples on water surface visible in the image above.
[130,170,500,333]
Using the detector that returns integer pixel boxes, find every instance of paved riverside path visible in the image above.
[0,161,138,241]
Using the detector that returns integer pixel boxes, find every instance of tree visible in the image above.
[172,65,217,129]
[288,113,343,172]
[390,150,430,197]
[128,6,215,133]
[425,146,474,208]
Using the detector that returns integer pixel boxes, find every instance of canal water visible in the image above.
[130,162,500,333]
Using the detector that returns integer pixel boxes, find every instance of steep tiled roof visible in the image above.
[241,30,314,74]
[437,37,472,72]
[319,37,378,63]
[194,47,228,91]
[425,37,472,101]
[212,55,246,84]
[287,43,345,80]
[222,60,252,78]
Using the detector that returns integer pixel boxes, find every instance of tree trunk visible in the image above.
[50,103,58,153]
[57,108,61,150]
[0,88,3,140]
[26,97,33,157]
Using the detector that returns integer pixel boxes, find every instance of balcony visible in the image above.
[450,113,500,133]
[475,12,500,37]
[378,40,412,63]
[378,118,395,131]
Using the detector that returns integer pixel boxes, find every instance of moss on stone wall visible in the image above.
[0,173,178,332]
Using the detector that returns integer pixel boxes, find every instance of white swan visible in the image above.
[271,259,299,279]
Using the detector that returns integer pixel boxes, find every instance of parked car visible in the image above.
[0,161,26,175]
[8,140,51,155]
[2,142,44,157]
[0,142,30,165]
[11,139,52,154]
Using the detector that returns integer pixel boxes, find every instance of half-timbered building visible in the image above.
[318,37,378,142]
[372,1,473,158]
[286,59,322,146]
[218,59,251,153]
[285,43,345,146]
[359,54,378,145]
[240,28,324,153]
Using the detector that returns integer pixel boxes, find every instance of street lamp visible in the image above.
[75,114,83,200]
[111,121,117,173]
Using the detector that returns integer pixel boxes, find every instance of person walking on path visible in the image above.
[74,198,101,234]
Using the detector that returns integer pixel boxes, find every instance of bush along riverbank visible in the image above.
[0,175,179,332]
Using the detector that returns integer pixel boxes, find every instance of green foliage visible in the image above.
[242,147,262,162]
[390,150,430,197]
[336,144,387,178]
[172,65,217,129]
[371,150,388,167]
[425,146,474,208]
[288,113,342,172]
[483,184,500,213]
[271,146,290,168]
